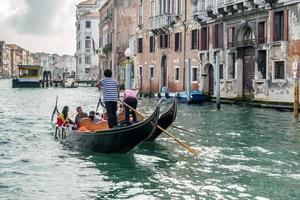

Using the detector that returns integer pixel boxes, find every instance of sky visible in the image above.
[0,0,83,55]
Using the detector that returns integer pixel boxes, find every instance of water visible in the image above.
[0,79,300,200]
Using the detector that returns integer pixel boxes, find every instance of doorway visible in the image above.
[161,55,167,88]
[242,47,255,97]
[208,64,214,96]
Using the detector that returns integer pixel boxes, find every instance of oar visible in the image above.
[95,96,102,113]
[119,100,199,157]
[170,125,195,136]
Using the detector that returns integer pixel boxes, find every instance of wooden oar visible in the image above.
[119,100,199,157]
[170,125,195,135]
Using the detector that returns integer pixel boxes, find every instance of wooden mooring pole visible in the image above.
[215,53,221,110]
[293,60,299,119]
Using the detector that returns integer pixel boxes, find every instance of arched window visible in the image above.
[243,27,254,44]
[85,36,91,49]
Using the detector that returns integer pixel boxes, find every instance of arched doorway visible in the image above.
[161,55,167,88]
[235,23,256,97]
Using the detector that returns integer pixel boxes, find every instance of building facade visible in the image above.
[192,0,300,102]
[75,0,106,80]
[133,0,300,102]
[133,0,202,93]
[0,42,33,78]
[98,0,138,84]
[0,41,12,78]
[32,53,76,79]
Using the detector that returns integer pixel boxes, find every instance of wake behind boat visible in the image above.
[51,98,160,154]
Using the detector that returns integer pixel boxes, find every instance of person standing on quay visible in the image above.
[96,69,119,128]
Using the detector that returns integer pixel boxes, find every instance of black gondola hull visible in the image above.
[146,99,177,142]
[55,106,160,154]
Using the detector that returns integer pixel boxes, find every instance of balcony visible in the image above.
[204,0,256,18]
[149,15,175,34]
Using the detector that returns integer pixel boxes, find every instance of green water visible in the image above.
[0,79,300,200]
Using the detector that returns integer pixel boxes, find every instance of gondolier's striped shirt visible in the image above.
[99,78,119,102]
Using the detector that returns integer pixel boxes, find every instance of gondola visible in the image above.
[51,100,160,154]
[146,98,177,142]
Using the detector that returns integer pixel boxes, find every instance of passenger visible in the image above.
[74,106,88,125]
[94,112,101,123]
[88,111,95,121]
[123,89,138,124]
[96,69,119,128]
[57,106,74,127]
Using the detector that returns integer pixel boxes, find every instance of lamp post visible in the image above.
[124,47,133,90]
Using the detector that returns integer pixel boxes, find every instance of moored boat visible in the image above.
[12,65,42,88]
[146,98,177,141]
[156,90,206,104]
[51,102,160,154]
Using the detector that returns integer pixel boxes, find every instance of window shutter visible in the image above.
[272,11,276,41]
[198,29,200,49]
[207,27,210,50]
[284,9,289,41]
[199,28,203,50]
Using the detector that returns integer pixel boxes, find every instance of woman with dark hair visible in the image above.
[57,106,74,126]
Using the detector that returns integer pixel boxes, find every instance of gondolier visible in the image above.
[96,69,119,128]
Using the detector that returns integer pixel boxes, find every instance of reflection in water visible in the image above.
[1,79,300,200]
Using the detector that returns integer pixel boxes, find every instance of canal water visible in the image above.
[0,79,300,200]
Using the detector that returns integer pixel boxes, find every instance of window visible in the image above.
[138,38,143,53]
[77,41,81,50]
[85,21,91,28]
[85,56,91,64]
[191,29,199,50]
[175,0,181,15]
[174,32,181,52]
[151,0,155,17]
[150,66,154,79]
[192,67,198,82]
[174,66,180,81]
[79,57,82,64]
[258,50,267,79]
[160,0,171,14]
[150,36,155,53]
[85,36,91,49]
[160,34,169,48]
[201,27,208,50]
[138,0,143,24]
[228,53,235,79]
[214,23,224,48]
[77,23,80,31]
[227,27,235,48]
[258,21,266,44]
[274,61,285,79]
[220,64,223,79]
[273,11,284,41]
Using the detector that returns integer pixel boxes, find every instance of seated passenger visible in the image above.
[88,111,95,121]
[57,106,74,127]
[94,112,101,123]
[75,106,88,125]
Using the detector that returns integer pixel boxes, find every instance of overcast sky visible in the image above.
[0,0,83,55]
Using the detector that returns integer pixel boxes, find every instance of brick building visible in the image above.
[131,0,300,102]
[191,0,300,102]
[132,0,206,93]
[99,0,138,84]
